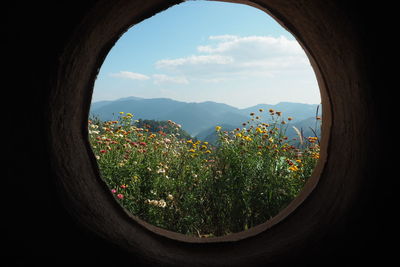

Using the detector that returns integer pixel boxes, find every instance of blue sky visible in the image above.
[93,1,320,108]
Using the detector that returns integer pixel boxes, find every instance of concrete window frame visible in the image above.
[48,0,371,266]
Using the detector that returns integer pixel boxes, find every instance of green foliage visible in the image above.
[88,110,320,237]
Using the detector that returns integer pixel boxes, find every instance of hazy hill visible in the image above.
[240,102,320,122]
[90,97,187,121]
[90,97,321,138]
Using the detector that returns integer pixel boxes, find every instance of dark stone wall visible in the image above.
[5,2,138,266]
[5,1,394,266]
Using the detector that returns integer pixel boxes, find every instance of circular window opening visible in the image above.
[89,1,321,238]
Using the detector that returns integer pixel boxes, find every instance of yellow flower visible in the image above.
[188,149,196,153]
[205,150,212,154]
[215,126,222,132]
[243,136,252,141]
[126,113,133,117]
[119,112,124,115]
[187,139,193,144]
[236,133,242,138]
[308,136,319,143]
[289,165,299,171]
[256,127,263,133]
[312,152,320,159]
[259,108,264,112]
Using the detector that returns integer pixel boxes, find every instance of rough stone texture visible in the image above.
[5,0,394,266]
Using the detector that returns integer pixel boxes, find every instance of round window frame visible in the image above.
[46,0,368,266]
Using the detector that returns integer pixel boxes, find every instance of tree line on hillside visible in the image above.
[135,119,192,140]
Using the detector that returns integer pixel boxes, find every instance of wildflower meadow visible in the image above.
[88,109,320,237]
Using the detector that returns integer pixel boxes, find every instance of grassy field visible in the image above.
[89,109,320,237]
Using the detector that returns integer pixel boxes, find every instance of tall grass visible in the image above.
[88,109,320,237]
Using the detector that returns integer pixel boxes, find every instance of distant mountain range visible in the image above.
[90,96,322,143]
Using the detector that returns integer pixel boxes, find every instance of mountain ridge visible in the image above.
[90,97,321,138]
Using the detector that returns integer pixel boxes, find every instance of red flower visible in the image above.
[130,142,139,147]
[100,150,107,154]
[117,194,124,199]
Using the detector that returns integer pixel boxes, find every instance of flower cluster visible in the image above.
[88,109,321,237]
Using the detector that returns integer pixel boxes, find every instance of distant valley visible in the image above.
[90,96,322,142]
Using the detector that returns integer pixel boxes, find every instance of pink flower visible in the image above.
[111,189,117,194]
[117,194,124,199]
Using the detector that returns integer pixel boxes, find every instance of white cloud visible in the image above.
[109,71,189,85]
[198,35,302,56]
[152,74,189,85]
[155,55,234,69]
[155,35,310,80]
[109,71,150,80]
[208,34,238,41]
